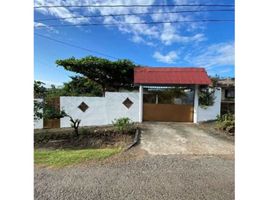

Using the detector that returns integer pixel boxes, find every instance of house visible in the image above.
[35,67,222,129]
[134,67,221,123]
[217,78,235,114]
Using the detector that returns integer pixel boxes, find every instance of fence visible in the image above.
[60,92,139,128]
[34,88,222,129]
[197,88,222,122]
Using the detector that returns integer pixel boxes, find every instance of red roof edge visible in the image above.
[134,67,211,85]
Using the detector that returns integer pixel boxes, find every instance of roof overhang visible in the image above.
[134,67,212,86]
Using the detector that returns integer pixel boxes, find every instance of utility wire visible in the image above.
[34,33,119,59]
[36,9,234,22]
[34,4,235,8]
[35,19,234,28]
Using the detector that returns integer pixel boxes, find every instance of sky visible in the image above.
[34,0,234,87]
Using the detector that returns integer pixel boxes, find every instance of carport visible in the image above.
[134,67,212,123]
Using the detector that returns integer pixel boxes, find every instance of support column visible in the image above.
[193,84,199,123]
[139,85,143,123]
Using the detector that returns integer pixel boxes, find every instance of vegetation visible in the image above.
[198,75,220,107]
[34,125,136,145]
[198,87,216,107]
[60,76,102,97]
[34,76,103,99]
[34,100,43,120]
[34,148,121,168]
[216,113,235,135]
[56,56,136,95]
[34,81,46,98]
[112,117,134,133]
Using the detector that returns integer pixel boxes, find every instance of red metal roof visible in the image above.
[134,67,211,85]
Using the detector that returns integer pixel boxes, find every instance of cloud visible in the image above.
[39,79,64,88]
[34,0,207,46]
[160,23,205,45]
[34,22,59,33]
[153,51,179,64]
[35,0,90,24]
[186,41,234,68]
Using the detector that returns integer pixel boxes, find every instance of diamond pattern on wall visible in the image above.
[122,97,133,109]
[78,102,89,112]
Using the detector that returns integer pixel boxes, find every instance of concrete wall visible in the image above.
[34,99,43,129]
[197,88,221,122]
[60,92,139,127]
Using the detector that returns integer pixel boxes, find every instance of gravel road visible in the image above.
[35,149,234,200]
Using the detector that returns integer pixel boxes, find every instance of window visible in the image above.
[225,89,235,98]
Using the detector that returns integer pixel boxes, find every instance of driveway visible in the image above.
[35,122,234,200]
[140,122,234,155]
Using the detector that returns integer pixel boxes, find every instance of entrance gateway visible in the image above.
[134,67,212,123]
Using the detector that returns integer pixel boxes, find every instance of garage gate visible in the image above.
[142,87,194,122]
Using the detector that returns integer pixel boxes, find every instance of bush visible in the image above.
[112,117,134,133]
[216,113,235,135]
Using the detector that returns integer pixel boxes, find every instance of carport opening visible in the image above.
[143,86,194,105]
[143,86,195,122]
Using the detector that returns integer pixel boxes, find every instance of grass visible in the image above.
[34,148,121,168]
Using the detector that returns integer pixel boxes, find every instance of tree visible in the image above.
[41,102,81,137]
[34,100,43,120]
[62,76,102,96]
[34,81,46,98]
[56,56,136,95]
[198,75,220,107]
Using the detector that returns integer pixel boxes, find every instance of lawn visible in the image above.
[34,148,121,168]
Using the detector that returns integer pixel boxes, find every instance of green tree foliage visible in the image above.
[56,56,136,95]
[34,100,43,120]
[198,87,216,107]
[34,81,47,98]
[61,76,102,96]
[34,76,103,99]
[41,102,81,136]
[45,85,65,99]
[198,75,220,107]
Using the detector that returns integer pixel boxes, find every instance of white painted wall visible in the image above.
[60,92,139,128]
[197,88,221,122]
[193,85,199,123]
[34,99,43,129]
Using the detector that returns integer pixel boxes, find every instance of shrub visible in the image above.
[199,87,216,107]
[216,113,235,135]
[112,117,134,133]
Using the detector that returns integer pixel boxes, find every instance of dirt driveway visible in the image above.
[140,122,234,155]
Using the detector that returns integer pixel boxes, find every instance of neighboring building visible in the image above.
[218,78,235,114]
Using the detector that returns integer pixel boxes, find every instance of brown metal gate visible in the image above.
[143,103,193,122]
[43,97,61,129]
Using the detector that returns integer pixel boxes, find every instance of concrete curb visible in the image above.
[124,128,141,151]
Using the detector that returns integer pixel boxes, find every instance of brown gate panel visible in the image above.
[44,119,60,129]
[143,103,193,122]
[43,97,61,129]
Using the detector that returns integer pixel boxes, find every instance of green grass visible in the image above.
[34,148,121,168]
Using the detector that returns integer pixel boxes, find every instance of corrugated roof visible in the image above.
[134,67,211,85]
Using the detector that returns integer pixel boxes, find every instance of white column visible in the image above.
[193,84,199,123]
[139,85,143,123]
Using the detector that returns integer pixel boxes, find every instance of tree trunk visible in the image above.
[102,85,106,96]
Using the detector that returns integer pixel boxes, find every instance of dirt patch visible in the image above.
[34,126,136,150]
[198,121,235,142]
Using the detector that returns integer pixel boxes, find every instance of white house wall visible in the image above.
[60,92,139,128]
[197,88,221,122]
